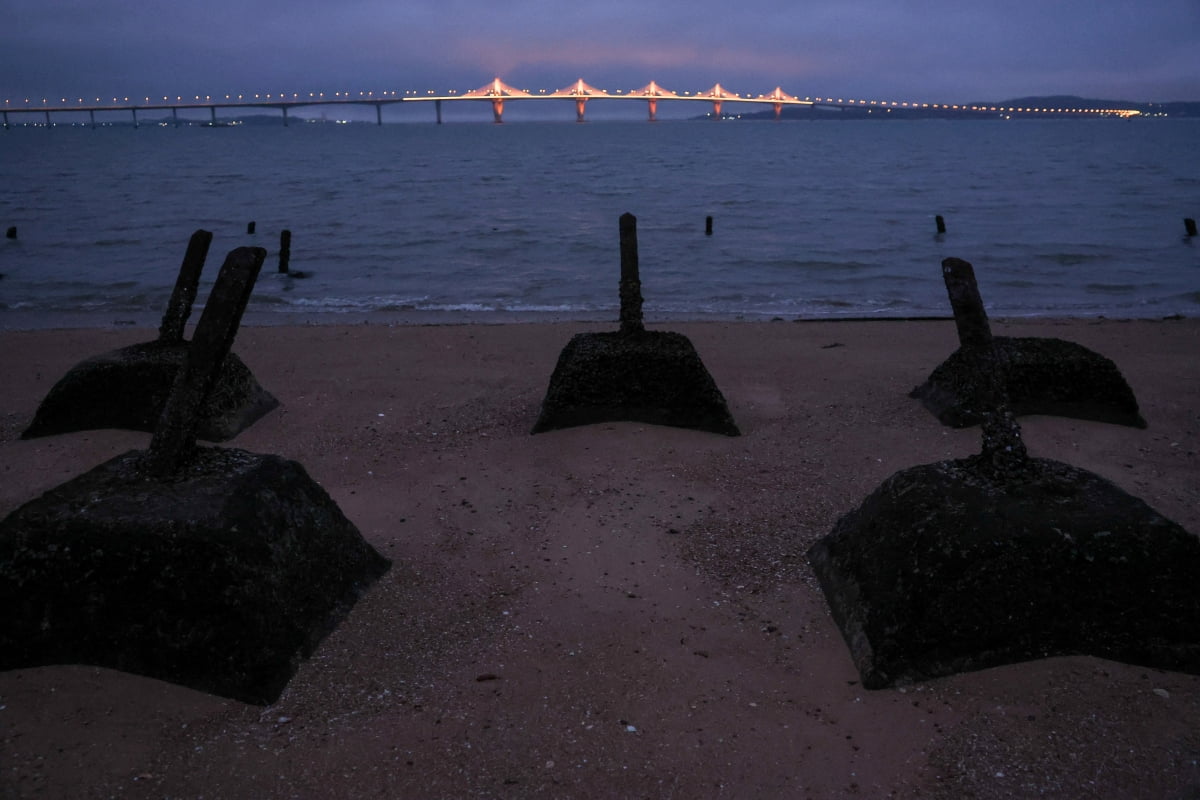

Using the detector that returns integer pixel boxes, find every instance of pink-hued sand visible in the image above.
[1,317,1197,799]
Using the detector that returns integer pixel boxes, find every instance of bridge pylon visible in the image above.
[631,81,679,122]
[699,83,737,119]
[463,78,532,123]
[552,79,610,122]
[756,87,804,120]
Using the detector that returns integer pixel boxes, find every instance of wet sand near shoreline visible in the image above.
[1,317,1197,799]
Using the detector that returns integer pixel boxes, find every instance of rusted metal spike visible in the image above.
[158,230,214,343]
[941,257,993,350]
[146,246,266,475]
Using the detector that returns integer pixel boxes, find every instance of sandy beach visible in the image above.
[1,317,1197,799]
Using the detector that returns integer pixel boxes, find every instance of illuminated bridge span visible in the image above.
[2,77,1144,128]
[428,78,813,123]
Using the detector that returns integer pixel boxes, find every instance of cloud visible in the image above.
[1,0,1196,102]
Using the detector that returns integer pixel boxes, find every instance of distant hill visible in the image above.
[993,96,1200,117]
[732,95,1200,121]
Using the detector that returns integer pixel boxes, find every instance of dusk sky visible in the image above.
[3,0,1198,107]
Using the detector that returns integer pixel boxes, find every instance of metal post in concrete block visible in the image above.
[146,247,266,475]
[158,230,214,343]
[941,257,993,350]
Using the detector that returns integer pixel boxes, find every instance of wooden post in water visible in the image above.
[618,213,644,335]
[146,247,266,476]
[941,257,992,349]
[1186,218,1198,237]
[247,221,256,235]
[158,230,214,343]
[936,215,947,234]
[278,229,291,274]
[705,216,713,236]
[5,227,15,240]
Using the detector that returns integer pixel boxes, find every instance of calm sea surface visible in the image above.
[1,118,1197,328]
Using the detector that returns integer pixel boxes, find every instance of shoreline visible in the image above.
[1,306,1191,332]
[2,317,1198,798]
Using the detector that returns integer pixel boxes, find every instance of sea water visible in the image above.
[1,118,1197,327]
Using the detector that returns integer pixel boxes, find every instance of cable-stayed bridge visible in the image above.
[2,77,1143,128]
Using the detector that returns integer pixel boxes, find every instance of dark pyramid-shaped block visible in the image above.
[3,247,388,705]
[0,446,390,705]
[532,212,739,436]
[21,340,279,441]
[22,229,278,442]
[807,447,1199,690]
[911,257,1144,428]
[532,329,739,436]
[910,336,1145,428]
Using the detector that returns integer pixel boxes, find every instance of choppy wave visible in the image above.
[1,119,1197,325]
